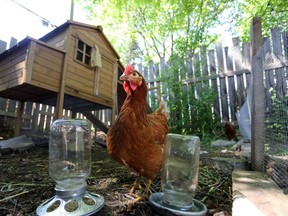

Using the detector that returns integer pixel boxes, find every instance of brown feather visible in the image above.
[106,70,169,180]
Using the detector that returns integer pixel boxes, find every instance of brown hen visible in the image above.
[224,121,237,140]
[106,64,169,205]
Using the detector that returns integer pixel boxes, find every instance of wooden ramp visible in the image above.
[80,110,109,134]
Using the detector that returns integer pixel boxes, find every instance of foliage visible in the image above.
[80,0,232,63]
[265,88,288,144]
[0,122,14,140]
[161,55,220,141]
[230,0,288,41]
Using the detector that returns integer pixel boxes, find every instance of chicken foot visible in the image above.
[129,175,141,194]
[127,179,152,210]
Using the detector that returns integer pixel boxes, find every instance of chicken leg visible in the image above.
[129,175,141,194]
[127,179,152,210]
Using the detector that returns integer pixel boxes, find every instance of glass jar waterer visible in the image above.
[36,119,104,216]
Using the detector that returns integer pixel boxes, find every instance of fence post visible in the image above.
[250,17,265,171]
[15,101,24,136]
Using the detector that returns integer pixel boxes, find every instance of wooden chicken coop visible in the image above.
[0,20,126,135]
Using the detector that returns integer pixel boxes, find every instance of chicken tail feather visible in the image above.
[156,100,170,119]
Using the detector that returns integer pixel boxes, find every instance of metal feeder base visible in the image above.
[36,191,104,216]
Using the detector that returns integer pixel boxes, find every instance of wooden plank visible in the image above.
[38,104,46,131]
[0,109,31,119]
[9,37,17,48]
[186,51,193,78]
[66,71,95,89]
[0,61,25,81]
[65,86,113,107]
[14,101,24,136]
[216,42,229,120]
[193,53,201,94]
[0,40,7,53]
[271,28,286,97]
[250,16,265,172]
[216,41,225,74]
[67,63,94,80]
[149,60,156,108]
[154,63,161,104]
[242,42,251,88]
[35,44,64,65]
[160,57,168,101]
[110,60,118,125]
[33,52,63,73]
[32,72,60,89]
[201,47,208,76]
[282,30,288,57]
[31,103,40,133]
[236,74,245,107]
[44,30,67,49]
[7,99,16,113]
[219,77,229,121]
[45,105,53,132]
[24,41,36,83]
[0,98,7,111]
[80,110,108,133]
[242,42,251,68]
[208,49,220,118]
[30,80,59,92]
[263,37,273,112]
[233,37,246,107]
[0,48,27,72]
[56,26,71,119]
[33,63,61,81]
[224,45,236,121]
[22,102,33,129]
[228,76,236,121]
[0,68,24,85]
[233,37,243,70]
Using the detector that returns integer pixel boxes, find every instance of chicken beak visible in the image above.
[120,73,129,81]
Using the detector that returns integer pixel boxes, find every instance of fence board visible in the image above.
[242,42,251,88]
[271,28,286,97]
[208,50,220,118]
[233,37,243,70]
[9,37,17,48]
[193,53,201,94]
[22,102,33,129]
[0,40,7,53]
[216,42,229,120]
[234,37,246,106]
[282,31,288,57]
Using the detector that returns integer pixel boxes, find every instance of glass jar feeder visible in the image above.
[149,133,207,216]
[36,119,104,216]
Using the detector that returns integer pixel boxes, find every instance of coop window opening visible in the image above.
[75,39,92,66]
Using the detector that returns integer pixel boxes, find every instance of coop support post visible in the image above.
[110,60,118,126]
[14,101,24,137]
[56,27,71,119]
[250,17,265,171]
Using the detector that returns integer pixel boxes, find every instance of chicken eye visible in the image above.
[132,72,137,76]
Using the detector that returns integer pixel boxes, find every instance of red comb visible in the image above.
[124,64,134,75]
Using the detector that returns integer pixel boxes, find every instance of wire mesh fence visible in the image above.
[262,28,288,193]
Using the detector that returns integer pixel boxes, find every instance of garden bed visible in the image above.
[0,142,232,216]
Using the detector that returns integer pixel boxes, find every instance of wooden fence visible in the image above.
[137,38,251,123]
[1,22,288,136]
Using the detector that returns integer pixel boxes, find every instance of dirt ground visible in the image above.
[0,140,232,216]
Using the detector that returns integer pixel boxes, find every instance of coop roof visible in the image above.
[0,20,124,68]
[40,20,122,61]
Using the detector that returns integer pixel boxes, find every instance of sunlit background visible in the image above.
[0,0,89,46]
